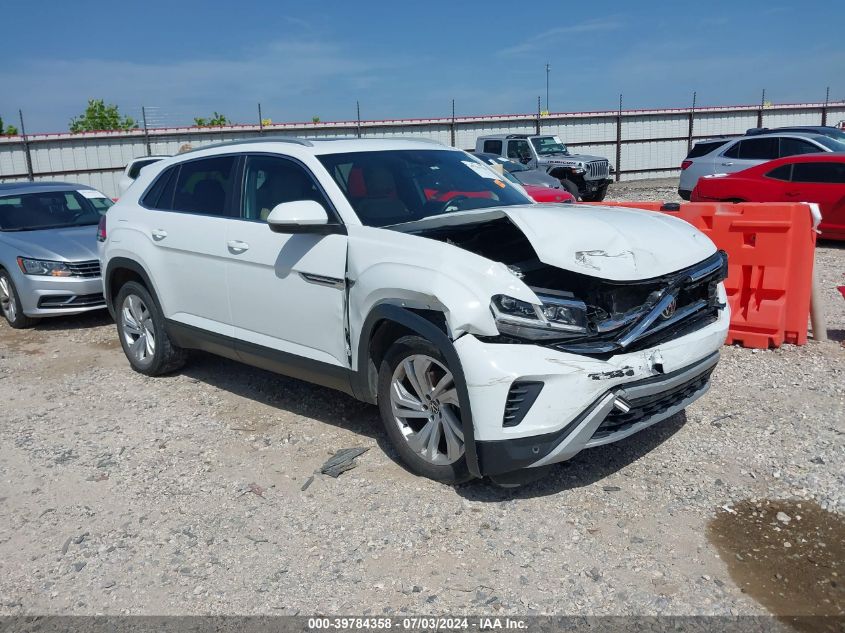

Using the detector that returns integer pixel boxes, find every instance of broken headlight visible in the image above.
[491,294,588,340]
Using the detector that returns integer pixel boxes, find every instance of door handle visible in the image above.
[227,240,249,253]
[785,191,801,197]
[151,229,167,241]
[720,162,734,166]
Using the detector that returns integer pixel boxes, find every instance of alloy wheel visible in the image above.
[121,294,156,363]
[389,354,464,465]
[0,275,16,322]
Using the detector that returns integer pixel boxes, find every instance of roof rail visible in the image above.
[180,136,314,154]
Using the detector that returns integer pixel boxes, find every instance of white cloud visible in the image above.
[496,18,624,57]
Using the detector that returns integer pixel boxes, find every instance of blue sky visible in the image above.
[1,0,843,133]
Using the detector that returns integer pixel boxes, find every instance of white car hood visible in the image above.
[394,203,716,281]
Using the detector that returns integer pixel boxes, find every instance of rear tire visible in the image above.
[377,335,472,484]
[0,270,38,329]
[114,281,185,376]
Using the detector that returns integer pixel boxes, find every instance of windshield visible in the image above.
[531,136,570,156]
[317,149,532,227]
[815,136,845,152]
[0,190,113,231]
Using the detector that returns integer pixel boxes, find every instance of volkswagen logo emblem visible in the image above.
[661,298,677,319]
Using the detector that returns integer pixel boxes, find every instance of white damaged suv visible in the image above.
[99,138,729,484]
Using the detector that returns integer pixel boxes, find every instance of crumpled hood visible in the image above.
[394,204,716,281]
[0,224,99,261]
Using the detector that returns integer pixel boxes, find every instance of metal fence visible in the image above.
[2,100,844,199]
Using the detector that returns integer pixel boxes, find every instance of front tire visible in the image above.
[377,335,471,484]
[560,179,580,200]
[0,270,37,329]
[582,185,608,202]
[114,281,185,376]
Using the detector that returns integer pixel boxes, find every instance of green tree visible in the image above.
[69,99,137,133]
[0,116,18,136]
[311,115,321,124]
[193,112,230,127]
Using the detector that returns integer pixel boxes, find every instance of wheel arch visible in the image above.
[104,257,161,319]
[353,302,480,478]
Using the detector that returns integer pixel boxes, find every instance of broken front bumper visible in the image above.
[456,303,728,476]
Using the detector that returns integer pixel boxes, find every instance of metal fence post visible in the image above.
[141,106,151,156]
[19,110,34,181]
[258,103,264,135]
[356,101,362,139]
[757,89,765,128]
[821,87,830,126]
[687,91,697,152]
[450,99,456,147]
[615,95,622,183]
[535,96,541,135]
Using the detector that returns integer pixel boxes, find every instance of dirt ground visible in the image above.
[0,181,842,618]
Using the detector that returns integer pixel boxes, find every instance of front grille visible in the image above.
[592,367,714,439]
[503,381,544,427]
[549,250,728,358]
[38,293,105,309]
[586,160,609,180]
[66,260,101,278]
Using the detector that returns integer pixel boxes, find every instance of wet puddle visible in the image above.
[708,499,844,632]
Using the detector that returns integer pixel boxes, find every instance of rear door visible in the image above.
[138,155,239,337]
[225,153,349,369]
[719,137,779,173]
[788,162,845,238]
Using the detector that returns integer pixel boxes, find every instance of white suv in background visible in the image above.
[678,131,845,199]
[117,155,169,197]
[99,138,729,484]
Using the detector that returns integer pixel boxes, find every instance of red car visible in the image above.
[520,182,575,203]
[691,153,845,240]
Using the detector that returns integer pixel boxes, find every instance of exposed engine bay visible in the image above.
[406,217,728,357]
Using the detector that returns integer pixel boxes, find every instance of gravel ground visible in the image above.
[0,180,842,618]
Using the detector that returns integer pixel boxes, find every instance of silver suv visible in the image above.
[678,132,845,199]
[476,134,612,201]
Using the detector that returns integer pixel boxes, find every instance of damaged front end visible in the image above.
[406,216,728,358]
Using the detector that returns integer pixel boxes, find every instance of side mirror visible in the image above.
[266,200,343,235]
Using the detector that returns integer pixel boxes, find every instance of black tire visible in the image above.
[582,185,608,202]
[559,179,580,200]
[0,269,38,329]
[114,281,185,376]
[377,335,472,484]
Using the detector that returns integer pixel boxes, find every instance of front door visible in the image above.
[225,154,349,370]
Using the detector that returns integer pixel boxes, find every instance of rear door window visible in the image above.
[737,137,779,160]
[171,156,238,216]
[791,162,845,184]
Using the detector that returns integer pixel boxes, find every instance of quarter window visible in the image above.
[172,156,238,216]
[791,162,845,184]
[242,155,331,221]
[141,166,179,210]
[483,140,503,154]
[766,165,792,181]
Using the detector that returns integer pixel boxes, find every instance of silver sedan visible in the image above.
[0,182,111,328]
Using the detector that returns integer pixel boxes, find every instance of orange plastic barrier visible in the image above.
[584,201,817,348]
